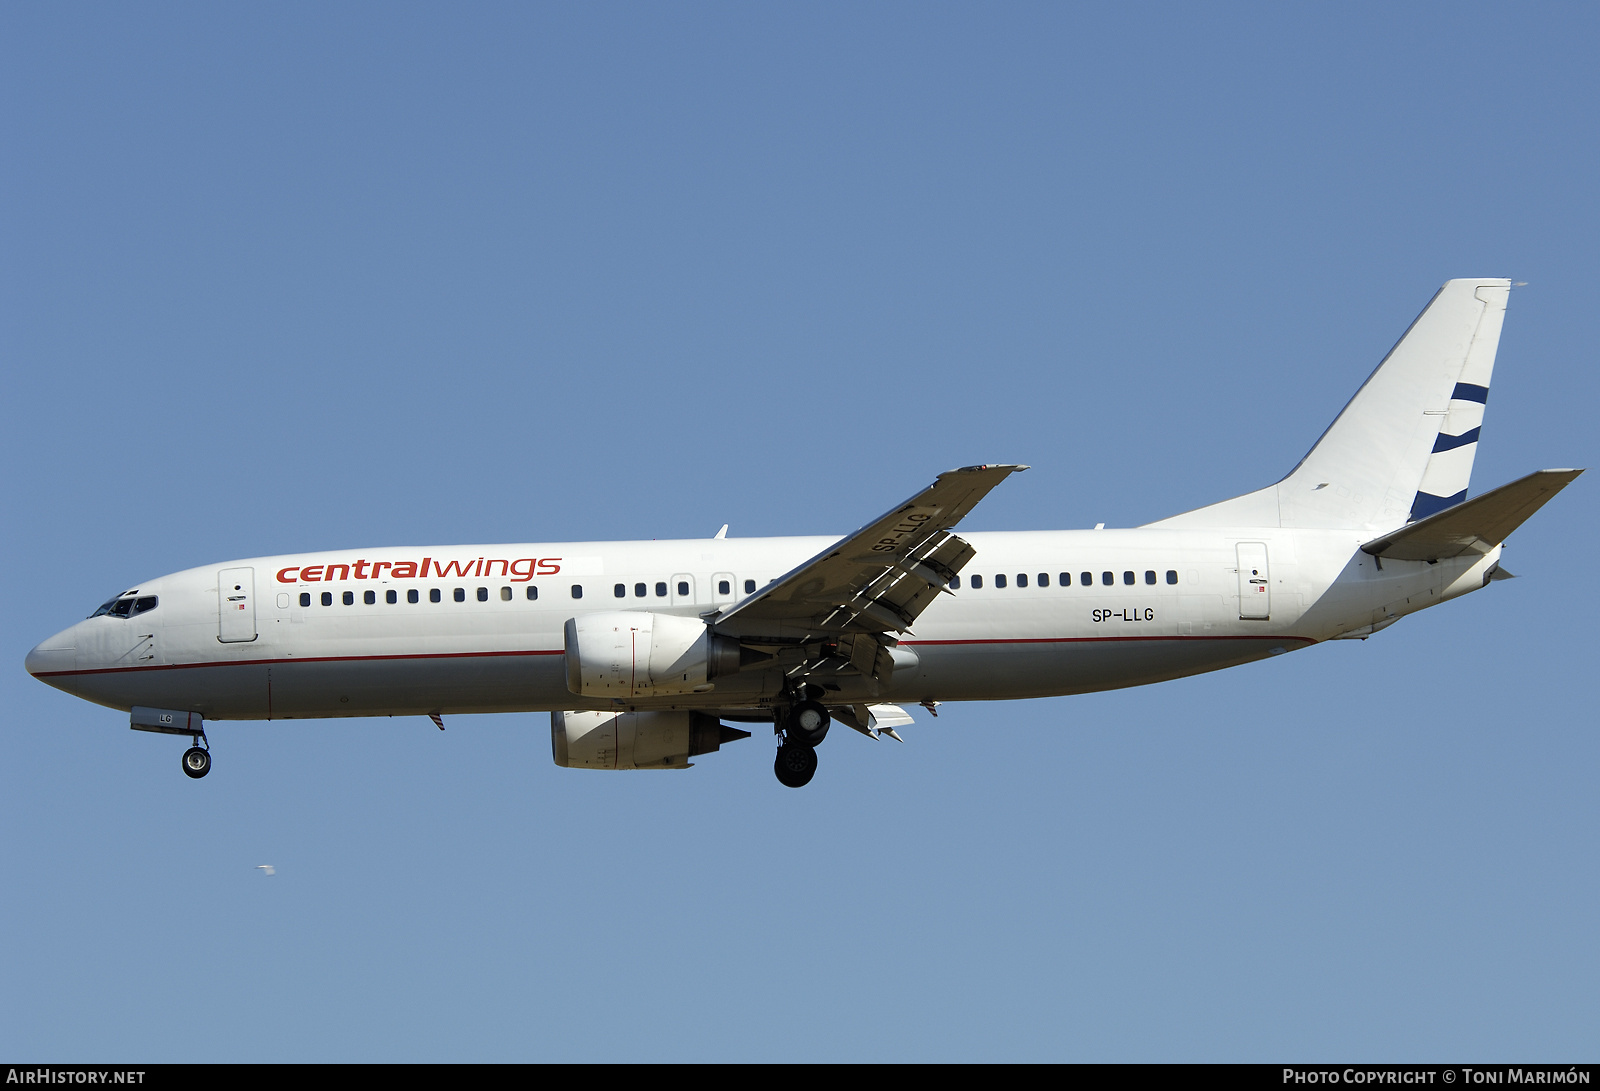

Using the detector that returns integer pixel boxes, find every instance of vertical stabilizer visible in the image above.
[1150,279,1510,531]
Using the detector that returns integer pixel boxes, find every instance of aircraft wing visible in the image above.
[1361,468,1583,562]
[712,465,1027,654]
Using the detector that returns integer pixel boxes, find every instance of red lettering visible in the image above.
[281,557,546,584]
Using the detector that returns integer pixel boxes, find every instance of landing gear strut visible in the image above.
[772,699,831,788]
[181,734,211,779]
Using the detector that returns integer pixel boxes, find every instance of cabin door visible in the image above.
[218,567,258,642]
[1236,543,1270,620]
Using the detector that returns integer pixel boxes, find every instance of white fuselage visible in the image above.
[26,527,1499,722]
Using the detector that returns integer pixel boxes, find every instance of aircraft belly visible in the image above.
[895,636,1291,701]
[264,653,571,718]
[55,663,270,718]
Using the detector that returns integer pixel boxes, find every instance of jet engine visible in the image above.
[563,612,741,698]
[551,710,750,769]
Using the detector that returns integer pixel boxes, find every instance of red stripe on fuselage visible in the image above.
[32,633,1315,679]
[901,635,1317,646]
[32,647,567,678]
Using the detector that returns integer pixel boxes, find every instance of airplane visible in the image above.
[24,278,1582,788]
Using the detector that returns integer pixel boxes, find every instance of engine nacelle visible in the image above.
[563,612,740,698]
[551,710,750,770]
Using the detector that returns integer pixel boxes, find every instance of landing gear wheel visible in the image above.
[181,746,211,779]
[788,700,831,747]
[774,743,818,788]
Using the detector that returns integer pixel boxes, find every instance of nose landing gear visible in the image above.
[181,736,211,779]
[130,708,211,780]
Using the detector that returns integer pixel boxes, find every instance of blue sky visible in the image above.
[3,3,1596,1061]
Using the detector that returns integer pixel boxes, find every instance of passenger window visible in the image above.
[363,590,375,604]
[477,587,488,602]
[408,589,419,603]
[635,583,647,597]
[995,574,1007,588]
[950,575,961,589]
[655,582,667,597]
[430,588,441,603]
[744,579,756,593]
[454,588,465,602]
[501,587,512,601]
[1016,573,1028,587]
[1081,572,1092,587]
[572,585,583,599]
[971,574,984,589]
[1060,573,1070,587]
[1038,573,1049,587]
[1166,570,1178,585]
[1123,571,1135,585]
[386,589,397,604]
[344,591,355,605]
[321,592,333,606]
[718,579,730,595]
[1144,570,1156,585]
[526,586,538,600]
[677,581,689,597]
[1101,572,1113,586]
[614,583,626,598]
[133,596,158,614]
[300,593,311,607]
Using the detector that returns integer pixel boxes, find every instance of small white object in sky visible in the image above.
[256,865,276,876]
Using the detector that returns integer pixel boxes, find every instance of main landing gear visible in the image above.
[181,735,211,779]
[773,699,831,788]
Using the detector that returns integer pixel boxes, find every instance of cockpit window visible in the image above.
[133,596,158,615]
[90,592,139,619]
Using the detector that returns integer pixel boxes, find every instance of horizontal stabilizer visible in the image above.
[1360,469,1583,562]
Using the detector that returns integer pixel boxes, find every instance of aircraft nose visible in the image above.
[25,628,76,679]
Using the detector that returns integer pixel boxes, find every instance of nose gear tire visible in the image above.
[182,746,211,779]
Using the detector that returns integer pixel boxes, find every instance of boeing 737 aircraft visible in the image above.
[25,279,1581,787]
